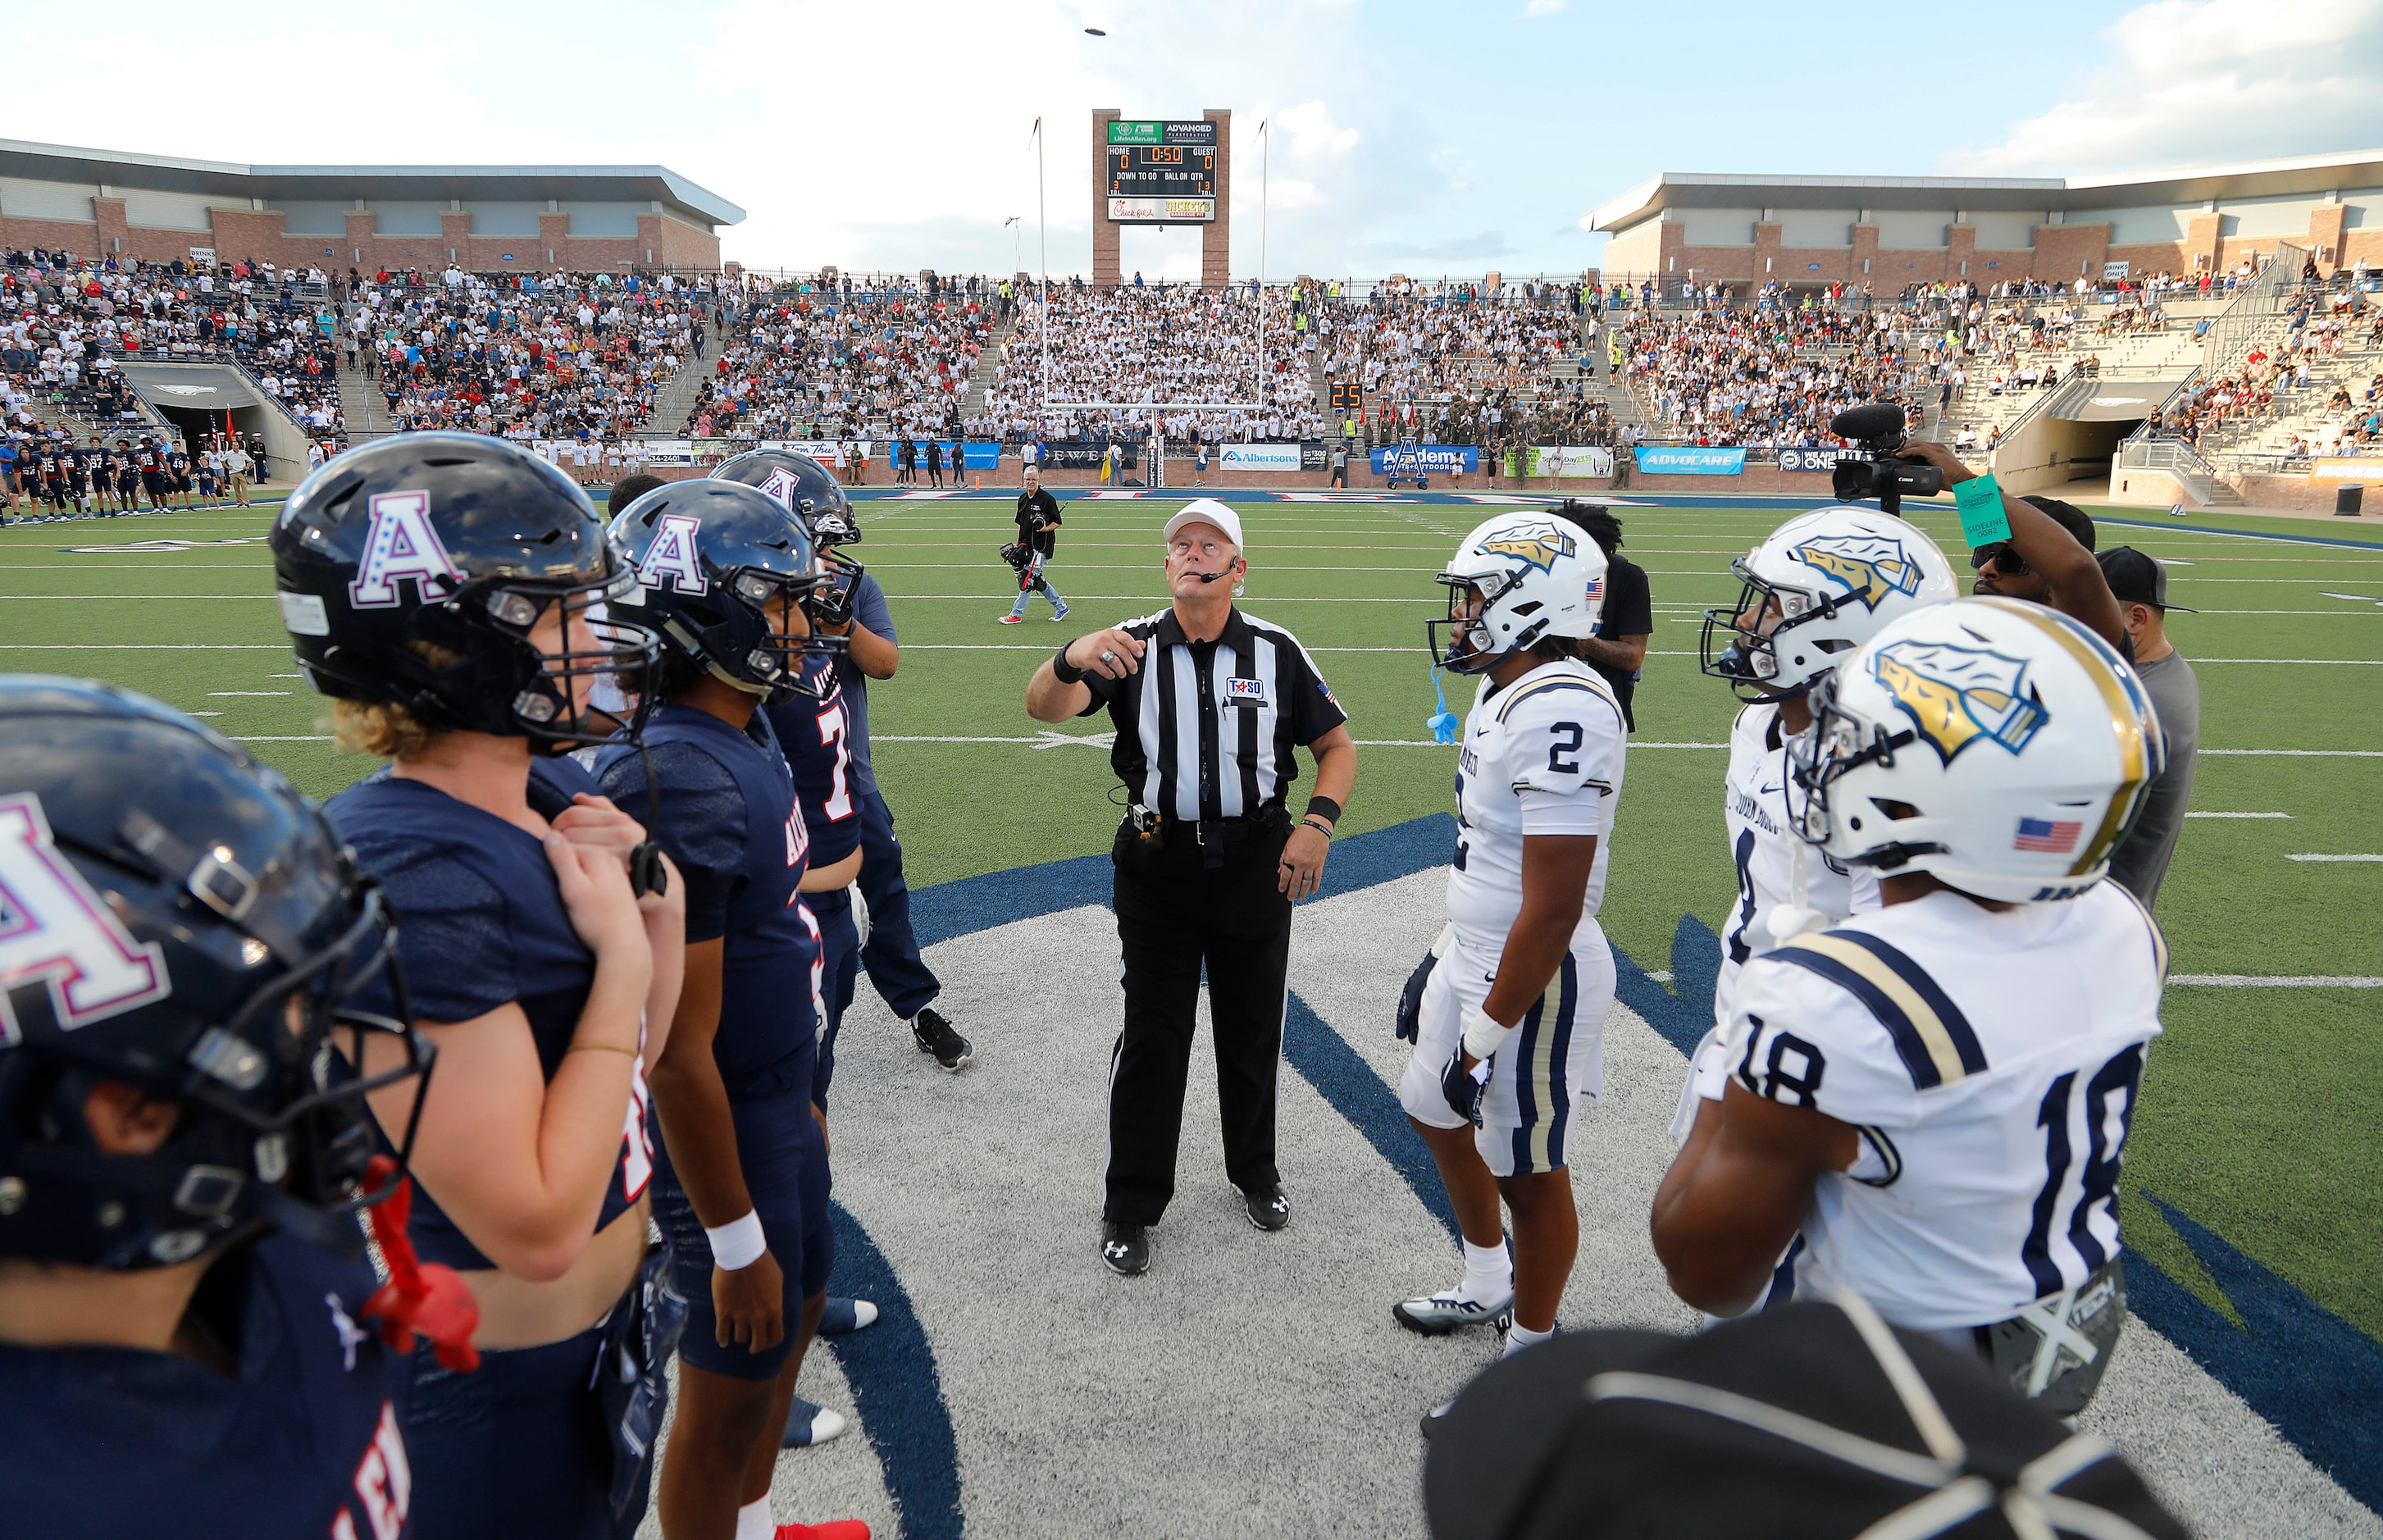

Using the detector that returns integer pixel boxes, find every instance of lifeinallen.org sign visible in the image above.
[1109,197,1215,223]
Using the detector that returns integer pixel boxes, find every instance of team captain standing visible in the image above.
[1024,499,1358,1278]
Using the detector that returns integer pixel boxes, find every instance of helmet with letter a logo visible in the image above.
[268,431,658,746]
[1786,597,2163,903]
[0,677,431,1269]
[1702,504,1959,699]
[711,448,859,548]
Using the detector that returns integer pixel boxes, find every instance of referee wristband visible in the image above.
[704,1210,768,1272]
[1051,644,1089,686]
[1304,795,1342,825]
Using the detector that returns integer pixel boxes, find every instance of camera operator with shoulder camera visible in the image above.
[1001,466,1068,625]
[1828,408,2128,656]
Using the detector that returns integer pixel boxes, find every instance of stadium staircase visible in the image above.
[645,354,714,440]
[335,362,389,435]
[963,308,1017,416]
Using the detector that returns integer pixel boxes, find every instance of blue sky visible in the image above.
[9,0,2378,280]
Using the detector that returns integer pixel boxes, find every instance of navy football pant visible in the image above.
[808,886,861,1109]
[651,1087,833,1380]
[855,784,941,1019]
[402,1319,648,1540]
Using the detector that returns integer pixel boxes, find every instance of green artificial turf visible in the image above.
[4,491,2378,1342]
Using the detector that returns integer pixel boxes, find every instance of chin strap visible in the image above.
[356,1155,481,1373]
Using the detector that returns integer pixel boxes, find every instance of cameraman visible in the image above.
[1000,466,1069,624]
[1891,440,2128,656]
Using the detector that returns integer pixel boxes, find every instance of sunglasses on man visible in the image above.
[1969,541,2031,576]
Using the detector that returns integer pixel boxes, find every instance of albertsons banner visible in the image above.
[1633,446,1747,476]
[1369,444,1481,474]
[1216,442,1303,472]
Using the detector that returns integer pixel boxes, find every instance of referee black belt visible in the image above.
[1128,809,1288,865]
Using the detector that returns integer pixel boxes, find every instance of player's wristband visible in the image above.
[1051,644,1090,685]
[704,1210,768,1272]
[1304,795,1342,825]
[1460,1005,1515,1062]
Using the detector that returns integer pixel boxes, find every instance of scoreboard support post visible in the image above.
[1091,107,1232,289]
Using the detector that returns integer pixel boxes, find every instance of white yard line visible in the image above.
[2169,975,2383,986]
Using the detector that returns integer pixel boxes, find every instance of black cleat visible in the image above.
[1100,1220,1149,1276]
[912,1006,972,1070]
[1242,1185,1291,1232]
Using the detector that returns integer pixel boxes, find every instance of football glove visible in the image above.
[1440,1047,1492,1127]
[1395,923,1456,1043]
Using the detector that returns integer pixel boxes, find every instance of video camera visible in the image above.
[997,540,1049,595]
[1827,403,1944,516]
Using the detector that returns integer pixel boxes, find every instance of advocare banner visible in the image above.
[1369,444,1482,475]
[1633,445,1747,476]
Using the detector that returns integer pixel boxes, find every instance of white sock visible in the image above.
[1458,1238,1511,1303]
[734,1497,773,1540]
[1503,1321,1556,1359]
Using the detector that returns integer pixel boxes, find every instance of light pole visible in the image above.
[1255,116,1269,412]
[1005,216,1020,276]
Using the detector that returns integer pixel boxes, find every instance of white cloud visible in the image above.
[1943,0,2383,175]
[1520,0,1566,16]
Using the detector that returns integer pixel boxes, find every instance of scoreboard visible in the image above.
[1105,120,1217,223]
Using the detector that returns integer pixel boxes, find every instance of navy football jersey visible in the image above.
[325,764,654,1271]
[594,706,820,1100]
[765,658,863,868]
[0,1233,413,1540]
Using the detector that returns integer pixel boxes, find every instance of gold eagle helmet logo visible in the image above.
[1870,639,2048,763]
[1479,523,1576,576]
[1791,533,1924,610]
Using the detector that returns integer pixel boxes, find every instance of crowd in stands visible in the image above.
[685,271,991,445]
[983,280,1319,444]
[2157,284,2382,456]
[1615,302,1941,447]
[359,265,711,444]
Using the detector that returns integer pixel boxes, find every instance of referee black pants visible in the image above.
[1104,821,1293,1227]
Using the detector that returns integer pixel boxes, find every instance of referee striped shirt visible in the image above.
[1077,607,1347,822]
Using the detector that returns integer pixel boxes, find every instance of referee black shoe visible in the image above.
[911,1007,972,1070]
[1241,1185,1291,1232]
[1100,1221,1149,1277]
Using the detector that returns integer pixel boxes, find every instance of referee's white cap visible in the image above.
[1164,499,1243,551]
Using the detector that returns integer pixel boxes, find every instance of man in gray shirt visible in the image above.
[2098,548,2200,909]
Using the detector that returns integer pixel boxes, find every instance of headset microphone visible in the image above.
[1196,570,1232,584]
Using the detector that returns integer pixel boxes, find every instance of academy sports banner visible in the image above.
[1634,446,1747,476]
[1369,444,1481,475]
[1777,448,1846,474]
[1520,445,1614,478]
[1217,442,1302,472]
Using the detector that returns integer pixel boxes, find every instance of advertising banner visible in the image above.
[1776,448,1846,474]
[1634,445,1747,476]
[1520,444,1615,478]
[1032,442,1140,471]
[2102,260,2131,282]
[1108,197,1216,223]
[641,440,698,467]
[2309,458,2382,481]
[1217,442,1303,472]
[1369,444,1482,475]
[1301,440,1330,471]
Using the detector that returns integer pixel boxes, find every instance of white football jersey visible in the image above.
[1715,702,1881,1023]
[1729,884,2167,1333]
[1446,659,1627,954]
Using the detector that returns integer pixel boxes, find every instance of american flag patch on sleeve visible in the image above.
[2013,818,2083,853]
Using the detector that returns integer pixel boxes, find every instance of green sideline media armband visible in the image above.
[1955,473,2013,549]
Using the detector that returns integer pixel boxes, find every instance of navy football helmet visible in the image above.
[711,448,859,548]
[0,678,432,1270]
[608,480,845,702]
[270,432,658,749]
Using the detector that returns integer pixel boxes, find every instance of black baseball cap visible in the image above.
[1423,1298,2186,1540]
[2098,547,2197,613]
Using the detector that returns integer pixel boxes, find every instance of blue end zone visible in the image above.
[858,811,2381,1527]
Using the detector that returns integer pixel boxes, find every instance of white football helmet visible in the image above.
[1430,512,1608,674]
[1702,505,1959,698]
[1787,597,2164,904]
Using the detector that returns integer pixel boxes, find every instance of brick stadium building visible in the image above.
[1587,148,2383,288]
[0,138,741,273]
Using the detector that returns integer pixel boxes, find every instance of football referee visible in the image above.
[1024,499,1358,1278]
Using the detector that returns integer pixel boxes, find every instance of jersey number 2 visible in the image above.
[1547,722,1583,774]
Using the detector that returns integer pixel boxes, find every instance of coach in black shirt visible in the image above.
[1025,499,1358,1278]
[1559,501,1652,731]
